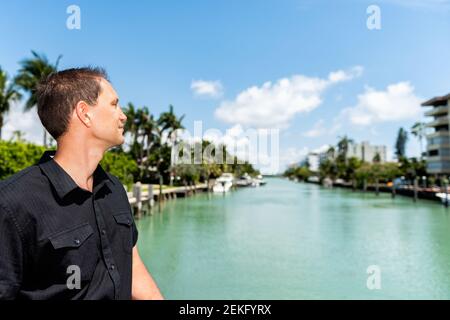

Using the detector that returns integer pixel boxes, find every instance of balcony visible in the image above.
[425,105,449,117]
[427,116,449,128]
[427,130,450,138]
[427,135,450,148]
[427,155,450,163]
[427,144,450,150]
[426,159,450,174]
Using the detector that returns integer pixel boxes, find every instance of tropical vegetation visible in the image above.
[284,133,428,190]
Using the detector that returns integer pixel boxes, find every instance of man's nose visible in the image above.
[120,110,127,122]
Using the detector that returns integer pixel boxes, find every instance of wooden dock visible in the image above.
[126,183,210,217]
[318,180,449,205]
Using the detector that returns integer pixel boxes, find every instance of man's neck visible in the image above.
[53,141,106,193]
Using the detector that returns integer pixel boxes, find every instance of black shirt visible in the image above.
[0,151,138,300]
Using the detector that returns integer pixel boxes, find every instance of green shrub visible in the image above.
[100,150,139,188]
[0,141,46,180]
[0,141,138,188]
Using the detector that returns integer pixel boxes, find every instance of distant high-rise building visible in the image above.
[421,93,450,175]
[300,145,331,172]
[346,141,387,163]
[303,153,320,172]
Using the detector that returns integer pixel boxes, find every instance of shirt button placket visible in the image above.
[93,199,120,299]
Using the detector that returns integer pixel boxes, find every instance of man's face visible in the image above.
[89,79,127,148]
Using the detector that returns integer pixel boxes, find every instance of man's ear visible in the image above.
[75,101,92,127]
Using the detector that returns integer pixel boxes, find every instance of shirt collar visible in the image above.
[38,150,115,199]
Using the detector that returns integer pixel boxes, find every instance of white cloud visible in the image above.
[279,147,310,170]
[178,123,335,174]
[191,80,223,98]
[278,144,334,173]
[328,66,363,83]
[203,124,249,152]
[179,124,252,156]
[2,101,45,145]
[177,122,281,173]
[203,124,276,165]
[312,144,331,154]
[303,118,342,138]
[342,82,422,126]
[215,66,363,129]
[303,120,325,138]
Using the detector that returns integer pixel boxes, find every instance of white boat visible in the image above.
[236,173,253,187]
[436,193,450,204]
[253,174,267,186]
[307,176,319,183]
[213,173,234,193]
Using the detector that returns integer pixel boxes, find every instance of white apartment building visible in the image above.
[346,141,387,163]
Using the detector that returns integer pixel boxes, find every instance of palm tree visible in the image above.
[347,157,362,189]
[123,104,164,182]
[373,152,381,163]
[123,102,143,163]
[9,130,26,142]
[326,146,336,161]
[137,106,158,180]
[123,102,140,145]
[319,159,338,181]
[337,135,354,164]
[141,108,157,163]
[0,67,22,140]
[411,122,426,159]
[158,105,185,185]
[395,127,408,160]
[14,51,62,146]
[158,105,185,144]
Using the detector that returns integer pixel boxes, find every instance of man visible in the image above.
[0,68,164,300]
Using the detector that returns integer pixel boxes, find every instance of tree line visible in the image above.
[284,128,431,189]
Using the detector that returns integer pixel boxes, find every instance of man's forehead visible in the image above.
[99,78,118,99]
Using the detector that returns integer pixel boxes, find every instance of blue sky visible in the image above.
[1,0,450,172]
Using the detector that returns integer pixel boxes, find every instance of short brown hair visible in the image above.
[36,67,109,140]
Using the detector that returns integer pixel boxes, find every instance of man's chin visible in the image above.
[106,137,125,149]
[115,137,125,147]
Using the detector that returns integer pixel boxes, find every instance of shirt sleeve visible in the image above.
[0,205,23,300]
[131,218,139,247]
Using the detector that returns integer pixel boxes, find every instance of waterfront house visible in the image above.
[422,93,450,175]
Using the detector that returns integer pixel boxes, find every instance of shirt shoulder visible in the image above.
[0,166,47,243]
[107,173,128,194]
[0,165,47,214]
[0,164,44,190]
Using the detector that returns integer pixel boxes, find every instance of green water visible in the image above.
[135,178,450,299]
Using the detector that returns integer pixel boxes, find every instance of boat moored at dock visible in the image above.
[213,173,234,193]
